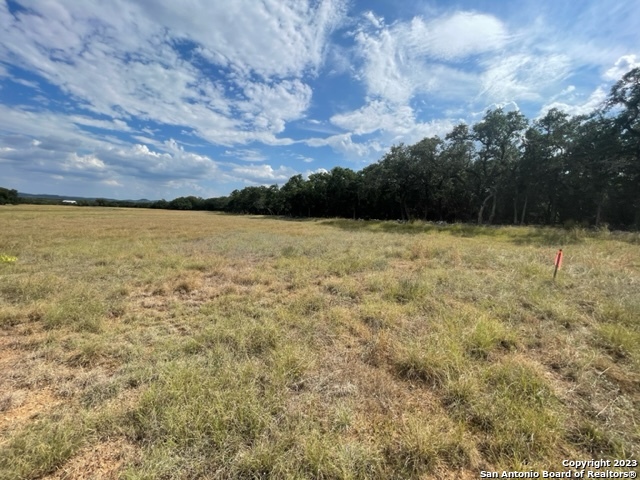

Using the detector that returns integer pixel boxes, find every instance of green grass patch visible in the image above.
[0,413,88,480]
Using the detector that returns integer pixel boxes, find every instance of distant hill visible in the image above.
[18,192,154,203]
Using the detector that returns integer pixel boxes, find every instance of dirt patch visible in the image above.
[601,363,640,398]
[1,323,65,434]
[0,322,49,362]
[128,273,256,316]
[0,388,60,433]
[41,439,139,480]
[0,330,19,365]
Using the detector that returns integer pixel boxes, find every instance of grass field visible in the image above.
[1,205,639,479]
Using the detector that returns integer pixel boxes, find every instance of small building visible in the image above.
[62,200,78,205]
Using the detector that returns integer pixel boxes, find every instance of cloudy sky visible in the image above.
[1,0,639,199]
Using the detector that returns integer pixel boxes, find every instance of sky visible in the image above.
[1,0,639,200]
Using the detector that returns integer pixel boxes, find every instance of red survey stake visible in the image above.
[553,249,563,280]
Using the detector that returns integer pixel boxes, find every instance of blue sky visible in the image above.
[1,0,638,200]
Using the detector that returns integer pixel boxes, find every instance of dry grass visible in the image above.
[0,205,638,479]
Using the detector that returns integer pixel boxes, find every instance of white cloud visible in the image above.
[305,133,383,159]
[539,53,640,119]
[348,5,636,119]
[540,86,608,117]
[303,167,328,178]
[230,164,297,183]
[237,79,312,133]
[13,77,39,89]
[407,12,507,61]
[159,179,212,195]
[143,0,347,78]
[555,3,640,68]
[0,101,220,183]
[363,11,383,29]
[223,149,267,162]
[297,119,343,135]
[64,153,106,172]
[0,0,347,147]
[479,52,571,103]
[101,179,123,187]
[0,134,219,182]
[331,100,412,135]
[603,55,640,81]
[353,11,508,104]
[330,100,454,142]
[132,135,162,147]
[324,11,509,161]
[70,116,133,132]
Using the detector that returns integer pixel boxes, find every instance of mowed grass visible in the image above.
[0,205,638,479]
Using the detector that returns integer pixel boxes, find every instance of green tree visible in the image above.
[568,115,622,226]
[472,109,527,224]
[306,171,330,217]
[326,167,360,219]
[606,67,640,227]
[409,136,444,220]
[0,187,19,205]
[522,109,574,224]
[441,124,474,221]
[378,144,418,220]
[169,197,194,210]
[281,175,310,217]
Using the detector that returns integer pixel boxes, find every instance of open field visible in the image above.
[1,205,639,479]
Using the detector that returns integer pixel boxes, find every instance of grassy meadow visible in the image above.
[0,205,639,479]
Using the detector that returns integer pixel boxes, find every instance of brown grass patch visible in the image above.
[0,388,60,435]
[41,439,139,480]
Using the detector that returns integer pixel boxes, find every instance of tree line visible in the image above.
[3,68,639,228]
[213,67,640,228]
